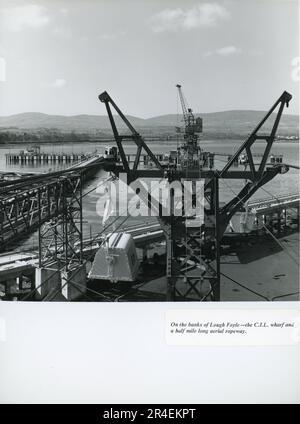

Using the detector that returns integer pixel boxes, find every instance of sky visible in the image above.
[0,0,299,117]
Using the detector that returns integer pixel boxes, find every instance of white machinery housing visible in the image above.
[229,210,264,233]
[88,232,139,283]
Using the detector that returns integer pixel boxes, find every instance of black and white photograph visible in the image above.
[0,0,299,303]
[0,0,300,409]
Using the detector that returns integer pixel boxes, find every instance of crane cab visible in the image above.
[193,117,203,133]
[103,146,119,161]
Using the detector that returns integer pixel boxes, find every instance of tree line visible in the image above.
[0,129,105,143]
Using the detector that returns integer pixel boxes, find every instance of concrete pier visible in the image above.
[35,263,86,301]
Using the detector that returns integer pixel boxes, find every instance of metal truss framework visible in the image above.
[0,178,66,247]
[38,174,83,271]
[0,172,84,281]
[0,157,104,250]
[99,90,292,301]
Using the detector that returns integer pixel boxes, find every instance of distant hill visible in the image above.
[0,112,145,131]
[0,110,298,138]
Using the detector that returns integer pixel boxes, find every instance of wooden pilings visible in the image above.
[5,153,86,164]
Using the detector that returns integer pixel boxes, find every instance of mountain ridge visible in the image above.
[0,110,298,135]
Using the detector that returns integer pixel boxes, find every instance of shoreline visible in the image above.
[0,139,299,147]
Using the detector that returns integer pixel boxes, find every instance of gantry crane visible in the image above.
[98,89,292,301]
[176,84,203,136]
[175,84,214,170]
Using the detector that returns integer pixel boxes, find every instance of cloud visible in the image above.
[98,30,127,40]
[249,49,264,56]
[98,33,117,40]
[60,8,69,15]
[52,27,72,38]
[51,78,66,88]
[149,2,230,33]
[204,45,242,57]
[1,4,50,32]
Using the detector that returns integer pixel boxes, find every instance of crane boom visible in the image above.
[175,84,203,166]
[176,84,189,125]
[176,84,202,134]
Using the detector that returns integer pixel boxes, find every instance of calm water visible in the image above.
[1,140,299,251]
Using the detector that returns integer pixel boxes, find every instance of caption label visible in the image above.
[166,309,300,346]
